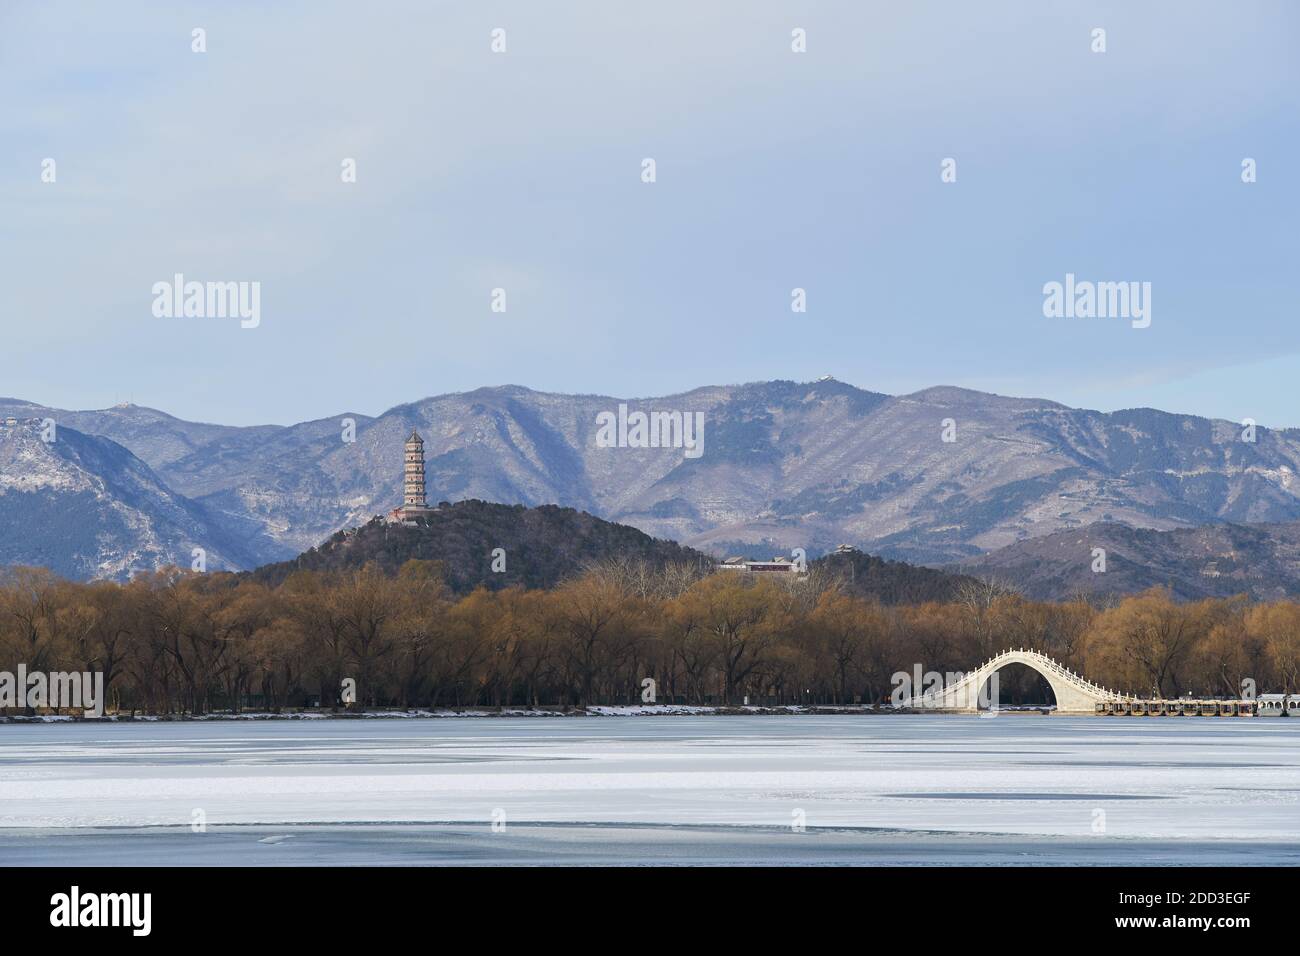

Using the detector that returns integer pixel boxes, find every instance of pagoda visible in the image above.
[386,428,436,522]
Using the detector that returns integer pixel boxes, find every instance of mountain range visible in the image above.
[4,380,1300,591]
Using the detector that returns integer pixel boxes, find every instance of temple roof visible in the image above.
[406,428,423,444]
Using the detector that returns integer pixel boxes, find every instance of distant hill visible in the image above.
[250,499,713,592]
[813,548,984,604]
[251,501,980,603]
[954,520,1300,602]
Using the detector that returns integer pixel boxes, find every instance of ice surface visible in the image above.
[1,715,1296,864]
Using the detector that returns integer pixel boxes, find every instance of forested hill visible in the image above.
[249,499,984,603]
[249,499,713,593]
[811,548,984,604]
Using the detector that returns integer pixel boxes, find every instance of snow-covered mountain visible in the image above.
[5,379,1300,579]
[0,418,272,579]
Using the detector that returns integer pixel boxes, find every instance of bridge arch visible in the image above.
[976,660,1055,708]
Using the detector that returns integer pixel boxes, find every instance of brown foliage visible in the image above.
[0,564,1292,714]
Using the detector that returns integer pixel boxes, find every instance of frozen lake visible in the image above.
[1,715,1297,865]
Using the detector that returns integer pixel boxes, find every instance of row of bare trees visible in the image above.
[2,560,1299,714]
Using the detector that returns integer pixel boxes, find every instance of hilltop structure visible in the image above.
[386,429,437,523]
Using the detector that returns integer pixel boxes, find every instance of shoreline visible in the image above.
[0,705,875,722]
[0,704,1066,723]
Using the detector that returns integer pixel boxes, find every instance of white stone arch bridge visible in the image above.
[904,648,1132,714]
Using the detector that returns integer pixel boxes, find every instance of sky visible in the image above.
[2,1,1297,427]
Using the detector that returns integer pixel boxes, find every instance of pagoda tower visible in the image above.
[403,429,429,509]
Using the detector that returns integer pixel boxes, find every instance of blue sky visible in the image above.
[2,1,1297,426]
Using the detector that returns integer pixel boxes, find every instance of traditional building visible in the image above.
[387,428,437,523]
[717,555,805,575]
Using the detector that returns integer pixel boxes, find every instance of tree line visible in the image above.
[1,558,1298,715]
